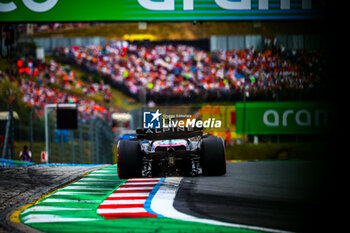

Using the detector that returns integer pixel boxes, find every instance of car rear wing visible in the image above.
[136,127,203,140]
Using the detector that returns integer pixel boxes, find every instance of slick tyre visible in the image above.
[201,136,226,176]
[117,140,142,179]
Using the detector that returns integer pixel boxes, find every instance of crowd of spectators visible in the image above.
[1,58,114,122]
[16,23,96,34]
[34,23,93,32]
[55,40,327,104]
[1,40,328,121]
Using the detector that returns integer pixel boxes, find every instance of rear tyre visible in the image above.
[201,136,226,176]
[117,140,142,179]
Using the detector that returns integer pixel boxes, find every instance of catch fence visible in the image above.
[0,106,114,164]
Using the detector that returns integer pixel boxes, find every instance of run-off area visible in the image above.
[18,165,268,233]
[20,165,266,233]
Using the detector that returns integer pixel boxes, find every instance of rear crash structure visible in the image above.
[117,127,226,178]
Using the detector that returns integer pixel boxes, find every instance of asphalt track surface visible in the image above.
[0,165,106,233]
[2,161,330,233]
[174,161,328,233]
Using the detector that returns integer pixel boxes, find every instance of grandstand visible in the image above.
[0,18,329,115]
[52,39,327,105]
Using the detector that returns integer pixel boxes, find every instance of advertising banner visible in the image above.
[236,102,330,135]
[1,0,323,22]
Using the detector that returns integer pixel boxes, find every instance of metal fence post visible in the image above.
[89,120,94,164]
[45,105,50,163]
[1,111,11,159]
[9,101,15,159]
[60,130,64,163]
[95,121,101,164]
[41,111,113,165]
[2,99,17,159]
[71,130,75,163]
[79,121,83,163]
[29,107,34,156]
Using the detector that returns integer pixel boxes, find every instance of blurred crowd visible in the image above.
[1,58,114,122]
[55,40,327,103]
[34,23,93,32]
[16,23,96,34]
[0,40,327,121]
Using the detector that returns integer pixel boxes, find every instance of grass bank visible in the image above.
[14,141,45,164]
[46,56,140,112]
[32,22,325,41]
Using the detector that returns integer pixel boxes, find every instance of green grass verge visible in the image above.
[15,141,45,164]
[110,88,140,111]
[31,21,323,41]
[46,56,140,111]
[15,141,118,164]
[0,57,11,71]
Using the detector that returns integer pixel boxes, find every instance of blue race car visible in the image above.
[117,127,226,178]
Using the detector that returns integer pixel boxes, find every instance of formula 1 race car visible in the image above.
[117,127,226,178]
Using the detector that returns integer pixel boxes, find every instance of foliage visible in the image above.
[0,77,22,107]
[0,77,46,142]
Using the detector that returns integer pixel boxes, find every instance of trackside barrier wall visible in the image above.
[210,34,325,51]
[19,37,107,53]
[48,117,114,164]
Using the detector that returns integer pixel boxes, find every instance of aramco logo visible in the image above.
[137,0,312,11]
[0,0,314,13]
[263,109,328,127]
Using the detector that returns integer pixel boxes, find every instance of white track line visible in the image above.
[109,192,150,198]
[72,182,116,185]
[97,178,160,218]
[88,173,118,176]
[42,199,99,203]
[22,214,98,224]
[151,177,294,233]
[79,178,116,181]
[117,187,154,191]
[61,186,111,190]
[128,178,161,181]
[101,200,145,205]
[97,208,147,214]
[22,206,91,214]
[53,191,107,195]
